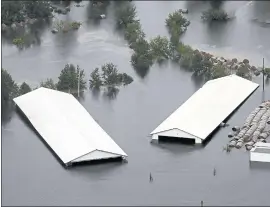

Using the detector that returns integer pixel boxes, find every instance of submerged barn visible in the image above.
[13,87,127,167]
[150,75,259,144]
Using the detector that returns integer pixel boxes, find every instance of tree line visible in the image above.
[1,63,133,121]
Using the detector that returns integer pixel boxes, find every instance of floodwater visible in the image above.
[2,1,270,206]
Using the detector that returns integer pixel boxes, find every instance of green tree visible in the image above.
[40,78,57,89]
[1,1,24,25]
[1,68,19,104]
[101,63,122,87]
[115,3,138,29]
[89,68,103,89]
[236,65,252,80]
[19,82,31,95]
[166,10,190,37]
[149,36,172,63]
[56,64,87,93]
[118,73,134,86]
[210,64,229,80]
[201,9,229,21]
[24,1,53,19]
[124,21,145,45]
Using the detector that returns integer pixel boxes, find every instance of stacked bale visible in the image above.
[243,124,257,142]
[227,100,270,151]
[243,107,260,127]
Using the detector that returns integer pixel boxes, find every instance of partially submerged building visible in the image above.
[150,75,259,144]
[13,87,127,167]
[250,142,270,163]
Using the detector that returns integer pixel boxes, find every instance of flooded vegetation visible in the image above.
[2,0,270,206]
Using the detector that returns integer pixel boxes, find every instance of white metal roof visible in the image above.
[151,75,259,140]
[13,87,127,164]
[253,142,270,148]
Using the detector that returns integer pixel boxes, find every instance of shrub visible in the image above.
[166,10,190,36]
[131,52,153,71]
[118,73,134,85]
[243,59,249,64]
[264,68,270,78]
[201,9,229,21]
[70,21,82,30]
[149,36,172,63]
[12,38,24,47]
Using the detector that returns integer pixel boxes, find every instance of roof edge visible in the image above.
[150,128,202,140]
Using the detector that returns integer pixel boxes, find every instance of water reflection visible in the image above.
[191,73,205,88]
[2,19,50,50]
[102,86,119,100]
[132,66,150,79]
[151,141,203,155]
[1,103,15,126]
[204,21,232,47]
[52,29,79,57]
[252,1,270,22]
[90,88,101,100]
[249,161,270,170]
[185,1,209,15]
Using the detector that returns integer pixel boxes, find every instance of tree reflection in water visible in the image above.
[2,19,51,50]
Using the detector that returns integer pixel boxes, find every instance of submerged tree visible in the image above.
[201,9,229,21]
[1,68,19,105]
[24,1,53,19]
[166,10,190,37]
[118,73,134,86]
[1,1,24,25]
[56,64,87,94]
[101,63,122,87]
[124,21,145,46]
[40,78,57,89]
[1,68,19,124]
[1,1,53,26]
[149,36,172,63]
[89,68,103,90]
[236,65,252,80]
[89,63,133,91]
[115,3,138,29]
[19,82,31,95]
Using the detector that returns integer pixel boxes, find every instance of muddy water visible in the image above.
[2,1,270,206]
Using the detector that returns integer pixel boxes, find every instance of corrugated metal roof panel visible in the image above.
[13,87,127,164]
[151,75,259,140]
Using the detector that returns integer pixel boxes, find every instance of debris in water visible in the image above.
[149,173,153,182]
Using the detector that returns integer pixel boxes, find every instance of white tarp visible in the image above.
[151,75,259,140]
[14,87,127,164]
